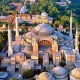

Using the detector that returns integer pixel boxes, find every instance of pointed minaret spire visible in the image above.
[8,24,13,56]
[15,12,19,38]
[75,24,79,50]
[69,10,73,38]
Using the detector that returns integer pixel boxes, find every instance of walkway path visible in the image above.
[6,72,19,80]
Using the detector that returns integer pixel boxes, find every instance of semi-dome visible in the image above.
[54,31,64,40]
[52,66,67,76]
[71,68,80,79]
[33,23,55,36]
[22,59,34,70]
[21,46,32,53]
[25,32,36,38]
[38,72,55,80]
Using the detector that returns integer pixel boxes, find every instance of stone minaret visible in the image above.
[75,25,79,50]
[8,24,13,56]
[15,12,19,38]
[69,10,73,38]
[75,24,80,57]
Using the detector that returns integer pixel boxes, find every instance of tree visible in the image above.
[12,10,17,15]
[0,34,6,43]
[38,0,47,5]
[29,3,39,14]
[58,15,70,29]
[22,69,34,78]
[0,43,4,51]
[59,62,66,67]
[2,5,10,12]
[0,32,8,51]
[60,16,69,25]
[53,20,60,28]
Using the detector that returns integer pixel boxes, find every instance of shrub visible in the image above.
[22,69,34,78]
[59,62,66,67]
[30,78,36,80]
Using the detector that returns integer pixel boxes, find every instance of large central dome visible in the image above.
[33,23,55,36]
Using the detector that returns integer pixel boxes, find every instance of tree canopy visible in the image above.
[22,69,34,78]
[0,31,8,51]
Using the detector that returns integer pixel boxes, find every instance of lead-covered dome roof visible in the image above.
[71,68,80,79]
[52,66,67,76]
[33,23,55,36]
[38,72,55,80]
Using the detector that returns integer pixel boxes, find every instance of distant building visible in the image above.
[9,3,23,13]
[25,0,36,3]
[57,25,67,32]
[56,1,67,7]
[32,12,53,24]
[66,0,71,4]
[20,6,28,14]
[0,15,14,24]
[18,14,31,22]
[0,15,15,32]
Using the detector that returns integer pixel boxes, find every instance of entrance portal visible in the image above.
[38,40,52,52]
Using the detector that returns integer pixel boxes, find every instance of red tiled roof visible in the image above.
[18,14,31,19]
[7,15,14,20]
[0,26,22,31]
[0,28,8,30]
[57,28,67,30]
[10,2,23,12]
[0,15,15,24]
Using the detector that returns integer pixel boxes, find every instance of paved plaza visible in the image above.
[6,72,19,80]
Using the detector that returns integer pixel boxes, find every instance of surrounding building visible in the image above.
[32,12,53,24]
[25,0,36,4]
[56,2,67,7]
[0,15,14,24]
[20,6,28,14]
[57,25,67,32]
[9,3,23,13]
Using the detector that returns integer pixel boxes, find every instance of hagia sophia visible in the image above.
[1,12,80,80]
